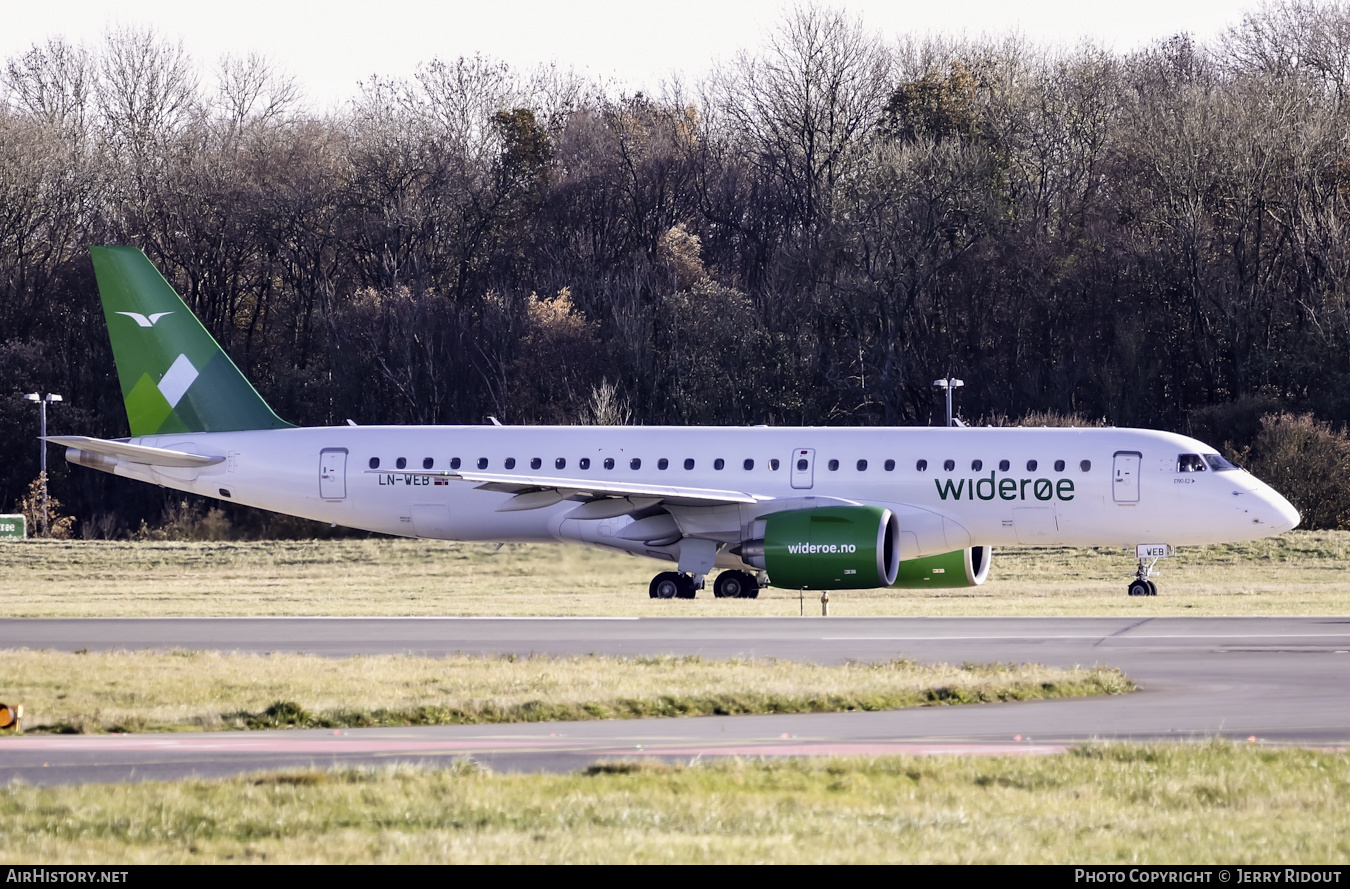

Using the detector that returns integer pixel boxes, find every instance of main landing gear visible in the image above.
[649,572,697,599]
[649,570,761,600]
[1127,557,1159,597]
[713,570,760,599]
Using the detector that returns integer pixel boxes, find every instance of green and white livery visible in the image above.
[91,246,291,436]
[56,247,1300,600]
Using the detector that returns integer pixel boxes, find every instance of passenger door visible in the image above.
[320,448,347,500]
[790,448,815,489]
[1113,451,1141,504]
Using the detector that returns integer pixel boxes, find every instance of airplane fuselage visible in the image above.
[72,425,1299,574]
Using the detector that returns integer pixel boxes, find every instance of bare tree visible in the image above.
[2,37,94,137]
[712,3,892,239]
[96,25,200,160]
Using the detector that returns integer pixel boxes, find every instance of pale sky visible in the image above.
[3,0,1258,108]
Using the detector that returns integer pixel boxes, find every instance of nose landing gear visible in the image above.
[1127,557,1159,596]
[1127,544,1171,596]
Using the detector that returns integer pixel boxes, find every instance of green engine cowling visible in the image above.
[891,546,992,588]
[741,505,901,590]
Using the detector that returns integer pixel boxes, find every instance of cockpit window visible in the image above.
[1204,454,1238,472]
[1177,453,1207,472]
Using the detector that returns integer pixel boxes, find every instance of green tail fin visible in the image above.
[90,246,293,436]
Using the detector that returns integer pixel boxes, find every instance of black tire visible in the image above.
[1128,580,1151,597]
[1146,580,1158,596]
[714,570,760,599]
[650,572,682,599]
[675,574,697,599]
[713,571,744,598]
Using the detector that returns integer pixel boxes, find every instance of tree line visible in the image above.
[6,2,1350,534]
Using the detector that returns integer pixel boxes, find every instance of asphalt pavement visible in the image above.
[2,616,1348,784]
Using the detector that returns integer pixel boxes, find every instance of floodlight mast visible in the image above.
[24,393,63,537]
[932,378,964,427]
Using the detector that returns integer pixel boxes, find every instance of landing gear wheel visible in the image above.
[1128,579,1151,597]
[1146,580,1158,596]
[713,570,760,599]
[650,572,697,600]
[650,572,682,599]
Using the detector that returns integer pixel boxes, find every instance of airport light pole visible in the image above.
[932,378,963,427]
[24,393,63,537]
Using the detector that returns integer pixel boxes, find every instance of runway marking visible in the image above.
[0,735,1069,759]
[647,743,1068,757]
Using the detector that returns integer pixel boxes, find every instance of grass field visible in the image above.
[0,649,1130,734]
[4,745,1349,863]
[1,530,1349,617]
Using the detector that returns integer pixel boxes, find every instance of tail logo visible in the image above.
[117,311,174,327]
[158,354,199,408]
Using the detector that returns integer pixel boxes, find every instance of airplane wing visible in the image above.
[365,468,766,511]
[44,435,225,468]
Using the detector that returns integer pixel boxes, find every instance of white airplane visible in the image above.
[52,246,1301,599]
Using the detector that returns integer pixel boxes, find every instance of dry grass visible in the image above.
[1,649,1128,733]
[1,531,1349,617]
[4,744,1349,863]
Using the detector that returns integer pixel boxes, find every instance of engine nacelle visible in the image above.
[891,546,992,588]
[740,505,901,590]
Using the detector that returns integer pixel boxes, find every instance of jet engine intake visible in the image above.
[891,546,991,588]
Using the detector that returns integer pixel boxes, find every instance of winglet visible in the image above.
[90,246,293,436]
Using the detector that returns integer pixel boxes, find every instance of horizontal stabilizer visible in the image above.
[45,435,225,468]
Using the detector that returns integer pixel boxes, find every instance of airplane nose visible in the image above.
[1268,490,1301,532]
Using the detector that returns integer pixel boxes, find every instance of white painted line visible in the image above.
[823,633,1350,641]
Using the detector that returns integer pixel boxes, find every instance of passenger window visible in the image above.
[943,459,955,472]
[1026,460,1037,471]
[744,459,754,470]
[369,457,380,469]
[396,457,407,470]
[884,459,895,471]
[450,457,462,470]
[684,458,695,470]
[714,458,725,470]
[658,458,668,470]
[1054,459,1065,472]
[555,457,566,469]
[857,459,868,471]
[916,460,928,472]
[505,457,516,470]
[605,457,615,469]
[423,457,434,470]
[971,459,982,471]
[828,459,840,471]
[999,459,1010,471]
[770,459,780,470]
[630,458,641,470]
[477,457,488,469]
[579,458,590,470]
[1177,454,1207,472]
[530,457,542,470]
[797,458,809,471]
[1080,460,1091,472]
